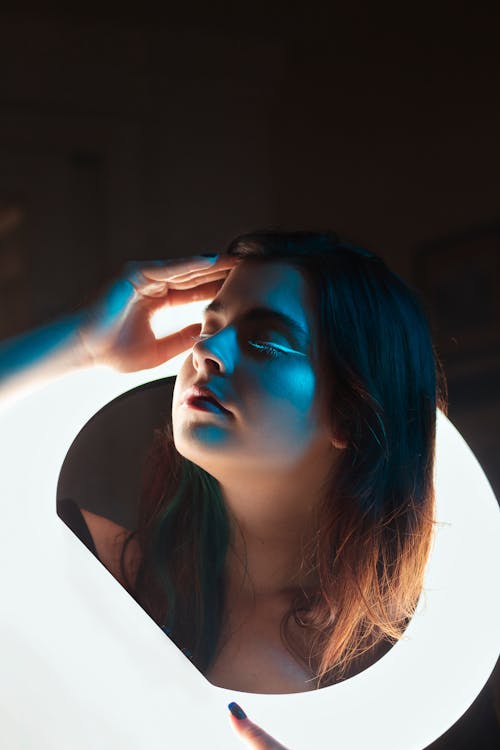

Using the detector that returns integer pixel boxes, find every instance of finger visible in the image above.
[125,255,217,278]
[162,256,240,281]
[129,271,229,300]
[228,704,290,750]
[164,279,226,306]
[154,322,204,363]
[126,257,239,296]
[136,255,239,282]
[166,270,232,289]
[122,257,216,291]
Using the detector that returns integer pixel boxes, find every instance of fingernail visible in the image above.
[201,253,218,258]
[228,701,247,720]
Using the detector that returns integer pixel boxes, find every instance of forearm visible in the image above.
[0,312,93,406]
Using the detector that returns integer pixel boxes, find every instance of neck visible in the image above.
[220,474,325,603]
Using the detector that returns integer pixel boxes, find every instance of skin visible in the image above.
[229,705,290,749]
[172,260,346,605]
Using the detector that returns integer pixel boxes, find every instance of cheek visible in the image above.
[288,368,318,414]
[251,364,319,432]
[269,363,317,411]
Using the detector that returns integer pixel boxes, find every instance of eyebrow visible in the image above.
[203,299,311,350]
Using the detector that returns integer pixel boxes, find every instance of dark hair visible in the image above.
[119,230,448,688]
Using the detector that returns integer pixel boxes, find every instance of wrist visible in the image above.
[74,317,98,369]
[0,311,97,406]
[45,311,96,373]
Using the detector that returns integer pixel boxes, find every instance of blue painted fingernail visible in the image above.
[228,701,247,720]
[201,253,218,258]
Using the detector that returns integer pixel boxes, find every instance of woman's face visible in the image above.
[172,259,335,479]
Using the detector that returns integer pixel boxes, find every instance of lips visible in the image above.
[182,385,232,415]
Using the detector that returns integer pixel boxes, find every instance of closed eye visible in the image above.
[248,340,306,357]
[190,333,306,359]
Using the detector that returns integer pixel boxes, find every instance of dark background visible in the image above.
[1,4,499,747]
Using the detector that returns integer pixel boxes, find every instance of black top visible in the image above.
[57,497,98,558]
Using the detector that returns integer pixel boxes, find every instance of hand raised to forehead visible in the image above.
[124,255,239,303]
[78,254,240,372]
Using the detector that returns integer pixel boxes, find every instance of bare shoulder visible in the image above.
[80,508,142,589]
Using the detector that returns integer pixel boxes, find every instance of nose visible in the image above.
[191,329,236,376]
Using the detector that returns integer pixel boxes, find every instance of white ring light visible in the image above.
[0,307,499,749]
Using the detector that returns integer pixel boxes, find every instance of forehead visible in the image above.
[214,259,312,325]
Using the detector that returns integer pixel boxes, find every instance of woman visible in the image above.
[0,230,448,742]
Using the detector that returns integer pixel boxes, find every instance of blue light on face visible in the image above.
[190,334,308,360]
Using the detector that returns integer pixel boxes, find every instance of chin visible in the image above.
[172,420,219,464]
[175,432,249,491]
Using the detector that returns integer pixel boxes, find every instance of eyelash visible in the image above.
[190,333,283,359]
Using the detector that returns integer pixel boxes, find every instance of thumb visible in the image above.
[154,322,202,363]
[228,703,290,750]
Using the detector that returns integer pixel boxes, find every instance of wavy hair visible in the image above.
[119,230,448,688]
